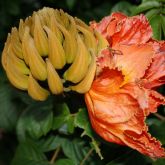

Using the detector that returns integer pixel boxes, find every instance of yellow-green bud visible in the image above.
[1,7,108,101]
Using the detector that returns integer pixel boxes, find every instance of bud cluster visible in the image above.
[2,7,108,100]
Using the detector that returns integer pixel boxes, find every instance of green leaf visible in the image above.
[0,83,21,131]
[161,15,165,37]
[15,90,36,105]
[75,108,94,138]
[53,102,76,134]
[54,158,74,165]
[36,135,64,152]
[158,0,165,2]
[53,103,70,130]
[67,115,75,134]
[161,7,165,14]
[16,101,53,141]
[142,0,162,2]
[61,138,97,165]
[38,135,102,165]
[152,158,165,165]
[11,140,50,165]
[110,1,135,16]
[90,140,103,160]
[150,14,162,40]
[75,109,103,159]
[132,1,161,15]
[145,8,160,21]
[61,138,84,164]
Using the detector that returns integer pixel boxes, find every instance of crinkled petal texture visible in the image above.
[143,41,165,88]
[85,68,165,158]
[86,12,165,158]
[90,12,152,46]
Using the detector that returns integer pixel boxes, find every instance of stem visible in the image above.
[80,148,94,165]
[153,113,165,121]
[50,147,61,164]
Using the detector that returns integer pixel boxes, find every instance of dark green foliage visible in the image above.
[0,0,165,165]
[131,0,165,40]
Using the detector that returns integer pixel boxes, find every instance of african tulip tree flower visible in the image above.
[85,13,165,158]
[1,7,165,159]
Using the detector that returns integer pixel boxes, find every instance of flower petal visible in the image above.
[88,90,141,124]
[120,83,165,116]
[90,12,126,39]
[121,83,149,110]
[85,92,124,145]
[114,44,154,82]
[124,130,165,158]
[143,42,165,88]
[96,48,114,73]
[85,87,165,158]
[85,66,165,158]
[92,68,124,94]
[146,90,165,115]
[111,14,152,46]
[91,13,152,46]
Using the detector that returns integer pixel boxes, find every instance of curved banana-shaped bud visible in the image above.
[50,11,63,42]
[2,7,100,98]
[18,19,25,41]
[22,27,47,80]
[11,28,23,59]
[25,16,34,36]
[44,26,66,69]
[1,34,11,70]
[57,23,77,63]
[77,25,97,53]
[46,58,63,94]
[6,55,28,90]
[54,9,63,25]
[68,15,77,36]
[28,73,50,101]
[38,7,50,26]
[75,17,92,31]
[34,14,49,56]
[70,52,96,93]
[22,27,30,64]
[8,47,30,75]
[64,35,90,83]
[59,9,69,27]
[95,30,109,54]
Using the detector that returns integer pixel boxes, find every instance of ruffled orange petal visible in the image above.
[146,90,165,115]
[143,42,165,88]
[88,90,142,124]
[120,83,165,116]
[111,14,152,46]
[85,92,125,145]
[120,83,149,110]
[114,44,154,82]
[85,88,165,158]
[91,13,152,46]
[124,130,165,158]
[90,12,126,39]
[96,48,115,74]
[85,68,165,158]
[92,68,124,94]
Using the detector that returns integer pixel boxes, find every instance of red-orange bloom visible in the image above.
[85,13,165,158]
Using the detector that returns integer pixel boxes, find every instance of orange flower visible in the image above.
[85,13,165,158]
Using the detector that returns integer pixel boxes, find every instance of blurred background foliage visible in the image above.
[0,0,165,165]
